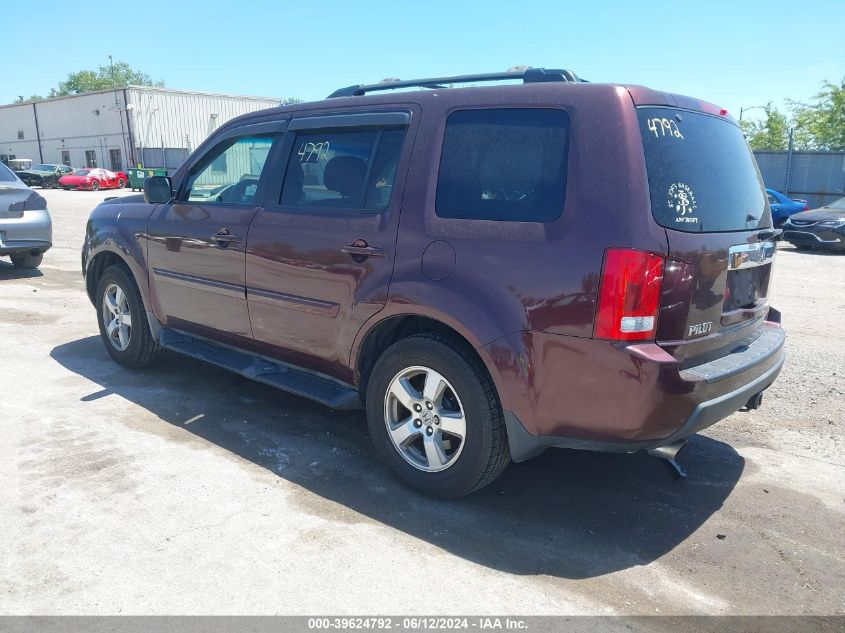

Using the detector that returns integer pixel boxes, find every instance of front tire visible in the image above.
[10,251,43,269]
[95,265,164,369]
[365,333,510,498]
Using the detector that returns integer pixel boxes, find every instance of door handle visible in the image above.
[210,230,242,246]
[341,240,386,259]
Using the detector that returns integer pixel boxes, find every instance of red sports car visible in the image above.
[59,168,128,191]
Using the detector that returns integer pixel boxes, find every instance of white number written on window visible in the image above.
[647,117,684,140]
[298,141,330,163]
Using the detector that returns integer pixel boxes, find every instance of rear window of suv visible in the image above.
[638,107,771,232]
[436,108,569,222]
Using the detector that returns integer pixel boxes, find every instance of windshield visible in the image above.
[74,169,91,176]
[824,197,845,210]
[638,107,771,232]
[33,164,53,171]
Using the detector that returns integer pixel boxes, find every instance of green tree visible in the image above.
[789,77,845,151]
[53,61,164,96]
[739,102,790,150]
[282,97,303,105]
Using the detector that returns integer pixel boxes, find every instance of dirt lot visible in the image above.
[1,188,843,615]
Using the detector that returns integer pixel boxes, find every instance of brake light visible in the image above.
[595,249,665,341]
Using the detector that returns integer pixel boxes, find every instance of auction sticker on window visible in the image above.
[667,182,698,224]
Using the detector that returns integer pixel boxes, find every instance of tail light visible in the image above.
[595,248,665,341]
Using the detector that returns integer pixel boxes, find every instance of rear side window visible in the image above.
[436,108,569,222]
[638,107,771,232]
[280,127,406,211]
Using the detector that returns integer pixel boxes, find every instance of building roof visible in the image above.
[1,85,282,109]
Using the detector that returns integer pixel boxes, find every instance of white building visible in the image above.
[0,86,281,173]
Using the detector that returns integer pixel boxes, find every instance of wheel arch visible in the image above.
[85,245,149,313]
[352,311,505,400]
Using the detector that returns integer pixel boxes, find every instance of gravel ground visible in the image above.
[0,188,843,616]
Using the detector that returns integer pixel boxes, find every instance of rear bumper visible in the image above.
[0,209,52,255]
[484,319,785,461]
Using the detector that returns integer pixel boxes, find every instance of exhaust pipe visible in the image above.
[648,439,689,478]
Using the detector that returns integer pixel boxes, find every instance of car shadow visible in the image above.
[51,336,744,580]
[0,260,43,279]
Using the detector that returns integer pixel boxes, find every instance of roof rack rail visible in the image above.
[327,67,580,98]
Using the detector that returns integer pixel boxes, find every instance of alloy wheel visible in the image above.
[101,283,132,351]
[383,365,467,472]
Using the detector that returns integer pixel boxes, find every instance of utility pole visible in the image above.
[109,55,129,171]
[739,105,764,122]
[784,127,794,194]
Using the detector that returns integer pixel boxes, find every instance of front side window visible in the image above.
[280,127,406,211]
[435,108,569,222]
[184,135,275,205]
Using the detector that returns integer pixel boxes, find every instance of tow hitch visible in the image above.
[647,440,689,478]
[742,392,764,411]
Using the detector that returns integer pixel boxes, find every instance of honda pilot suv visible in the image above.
[82,68,785,498]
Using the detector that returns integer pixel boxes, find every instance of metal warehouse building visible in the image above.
[0,86,281,174]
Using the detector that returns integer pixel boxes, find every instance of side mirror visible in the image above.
[143,176,173,204]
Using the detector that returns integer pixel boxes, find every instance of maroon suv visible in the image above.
[82,68,785,498]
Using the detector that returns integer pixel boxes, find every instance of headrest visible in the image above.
[323,155,367,199]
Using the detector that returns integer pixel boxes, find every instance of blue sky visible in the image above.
[4,0,843,123]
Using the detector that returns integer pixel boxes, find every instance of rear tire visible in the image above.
[91,180,100,191]
[117,178,126,188]
[10,252,43,269]
[95,264,164,369]
[365,333,510,498]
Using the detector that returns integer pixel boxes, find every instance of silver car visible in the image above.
[0,162,52,269]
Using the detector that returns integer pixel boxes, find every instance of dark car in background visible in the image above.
[81,67,785,497]
[782,196,845,251]
[14,163,74,189]
[0,162,52,268]
[766,188,808,226]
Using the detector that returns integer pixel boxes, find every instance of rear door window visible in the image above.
[638,107,771,232]
[435,108,569,222]
[279,127,406,212]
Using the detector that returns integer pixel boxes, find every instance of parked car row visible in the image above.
[7,161,129,191]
